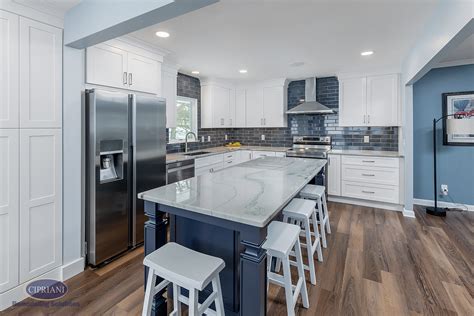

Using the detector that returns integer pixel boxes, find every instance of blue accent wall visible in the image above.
[413,64,474,205]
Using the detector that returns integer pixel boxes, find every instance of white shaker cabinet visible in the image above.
[86,43,128,90]
[201,83,235,128]
[263,85,287,127]
[327,154,341,196]
[235,89,247,127]
[245,87,264,127]
[338,77,366,126]
[127,52,161,94]
[161,65,178,128]
[0,11,19,128]
[19,17,62,128]
[19,129,62,282]
[0,130,19,292]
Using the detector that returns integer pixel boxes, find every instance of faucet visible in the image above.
[185,131,197,153]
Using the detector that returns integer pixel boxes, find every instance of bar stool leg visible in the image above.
[311,209,323,263]
[322,193,331,234]
[143,269,157,316]
[188,288,199,316]
[282,257,296,316]
[172,283,181,316]
[317,198,327,248]
[303,217,317,285]
[294,238,309,308]
[212,276,225,316]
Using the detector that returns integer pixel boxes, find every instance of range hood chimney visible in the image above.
[286,77,335,114]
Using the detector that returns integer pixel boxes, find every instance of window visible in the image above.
[168,96,198,143]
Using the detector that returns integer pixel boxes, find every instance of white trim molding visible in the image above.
[328,196,403,212]
[62,257,85,281]
[414,199,474,212]
[402,208,416,218]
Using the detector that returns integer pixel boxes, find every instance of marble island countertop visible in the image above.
[166,145,290,164]
[329,149,403,158]
[139,157,325,227]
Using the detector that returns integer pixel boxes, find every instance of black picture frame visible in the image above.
[442,91,474,146]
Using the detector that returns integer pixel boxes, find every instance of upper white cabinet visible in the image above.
[203,78,287,128]
[161,65,178,128]
[0,130,19,293]
[339,73,400,127]
[86,40,162,95]
[19,129,62,282]
[19,17,62,128]
[0,11,19,128]
[201,82,235,128]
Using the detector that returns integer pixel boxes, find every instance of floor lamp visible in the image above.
[426,114,474,217]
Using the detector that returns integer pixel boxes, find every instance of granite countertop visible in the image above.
[166,146,290,164]
[139,157,325,227]
[329,149,404,158]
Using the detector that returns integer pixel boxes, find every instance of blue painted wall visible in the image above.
[413,64,474,205]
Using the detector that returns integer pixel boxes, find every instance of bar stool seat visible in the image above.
[281,198,323,285]
[299,184,331,248]
[263,221,309,316]
[142,242,225,316]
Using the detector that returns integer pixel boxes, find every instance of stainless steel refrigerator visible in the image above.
[85,89,166,266]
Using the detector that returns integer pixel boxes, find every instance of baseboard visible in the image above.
[414,198,474,212]
[402,208,416,218]
[328,196,403,212]
[62,257,85,281]
[0,257,85,311]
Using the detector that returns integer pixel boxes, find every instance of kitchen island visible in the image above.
[139,157,326,315]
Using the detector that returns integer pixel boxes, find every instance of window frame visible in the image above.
[168,96,199,144]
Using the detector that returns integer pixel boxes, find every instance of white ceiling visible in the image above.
[439,33,474,64]
[130,0,439,82]
[13,0,81,18]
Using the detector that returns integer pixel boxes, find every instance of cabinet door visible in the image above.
[338,77,367,126]
[19,129,62,282]
[239,150,252,162]
[235,89,247,127]
[366,74,399,126]
[0,11,19,128]
[19,17,62,128]
[0,130,19,292]
[127,52,161,94]
[200,85,213,128]
[274,151,286,157]
[327,154,341,196]
[212,85,230,128]
[252,151,276,159]
[161,69,177,128]
[228,88,235,127]
[263,86,286,127]
[86,43,128,89]
[246,87,264,127]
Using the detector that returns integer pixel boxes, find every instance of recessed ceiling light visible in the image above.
[361,51,374,56]
[155,31,170,38]
[239,69,248,74]
[191,71,200,74]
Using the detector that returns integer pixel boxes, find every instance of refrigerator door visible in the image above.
[86,89,130,266]
[131,94,166,246]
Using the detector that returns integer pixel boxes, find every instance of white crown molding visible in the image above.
[121,35,172,57]
[1,0,64,28]
[337,68,401,80]
[434,58,474,69]
[414,198,473,212]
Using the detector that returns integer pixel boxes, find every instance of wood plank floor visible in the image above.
[4,203,473,315]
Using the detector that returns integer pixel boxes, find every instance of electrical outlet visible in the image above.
[441,184,448,195]
[207,136,211,142]
[225,134,228,141]
[261,134,265,141]
[364,135,370,143]
[201,136,204,142]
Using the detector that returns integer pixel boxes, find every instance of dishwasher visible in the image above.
[166,159,195,184]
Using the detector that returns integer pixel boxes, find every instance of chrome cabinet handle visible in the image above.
[362,160,375,163]
[227,161,232,164]
[263,118,266,125]
[368,115,370,124]
[221,118,224,126]
[123,72,128,84]
[363,115,366,124]
[362,190,375,194]
[362,173,375,177]
[129,73,133,85]
[229,118,232,126]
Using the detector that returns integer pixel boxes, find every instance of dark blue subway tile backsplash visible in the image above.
[166,74,398,153]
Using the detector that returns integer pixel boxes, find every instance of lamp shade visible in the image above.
[446,118,474,134]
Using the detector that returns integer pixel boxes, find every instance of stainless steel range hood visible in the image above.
[286,77,335,114]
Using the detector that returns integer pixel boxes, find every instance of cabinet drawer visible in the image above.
[195,154,224,168]
[223,151,238,162]
[341,155,398,168]
[252,151,276,158]
[342,181,399,204]
[342,165,399,186]
[195,161,224,176]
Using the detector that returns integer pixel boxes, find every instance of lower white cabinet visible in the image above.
[274,151,286,157]
[0,130,19,293]
[252,151,276,159]
[239,150,252,163]
[19,129,62,282]
[327,154,341,196]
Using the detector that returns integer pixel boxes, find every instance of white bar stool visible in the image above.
[142,242,225,316]
[299,184,331,248]
[263,221,309,316]
[280,198,323,285]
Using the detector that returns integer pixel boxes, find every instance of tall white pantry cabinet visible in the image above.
[0,9,63,294]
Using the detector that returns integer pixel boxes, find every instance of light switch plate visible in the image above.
[225,134,228,141]
[208,136,211,142]
[261,135,265,141]
[201,136,205,142]
[364,135,370,143]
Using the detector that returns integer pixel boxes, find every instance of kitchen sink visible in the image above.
[184,151,212,156]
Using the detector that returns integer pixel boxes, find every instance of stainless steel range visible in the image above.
[286,136,332,188]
